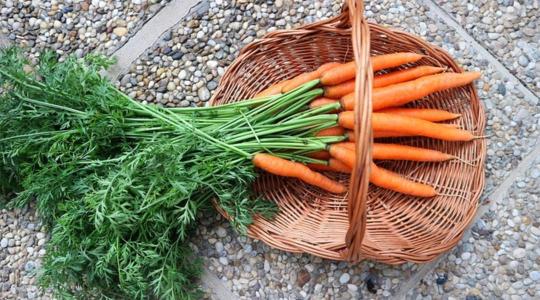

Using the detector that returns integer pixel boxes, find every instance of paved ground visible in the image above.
[0,0,539,299]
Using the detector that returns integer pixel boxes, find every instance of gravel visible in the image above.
[363,0,540,196]
[0,0,171,60]
[0,203,51,299]
[192,213,419,299]
[434,0,540,95]
[410,158,540,299]
[117,0,343,107]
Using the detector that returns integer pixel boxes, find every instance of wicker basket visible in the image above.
[210,0,486,264]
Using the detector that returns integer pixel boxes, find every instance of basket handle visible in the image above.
[343,0,372,262]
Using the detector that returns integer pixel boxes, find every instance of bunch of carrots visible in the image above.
[251,52,481,197]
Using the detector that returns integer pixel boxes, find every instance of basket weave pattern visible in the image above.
[210,0,486,264]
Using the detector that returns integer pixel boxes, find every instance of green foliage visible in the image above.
[0,47,338,299]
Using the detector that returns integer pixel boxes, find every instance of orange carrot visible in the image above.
[332,143,454,162]
[282,62,342,93]
[372,143,454,161]
[253,153,347,193]
[308,150,331,160]
[374,125,459,139]
[376,108,461,122]
[373,131,415,139]
[323,66,444,98]
[370,163,437,197]
[324,80,355,99]
[281,71,320,93]
[373,66,446,88]
[327,146,436,197]
[338,112,474,141]
[320,52,424,85]
[334,142,355,151]
[316,126,345,137]
[254,80,290,98]
[327,145,356,169]
[317,62,342,73]
[309,98,338,109]
[340,72,481,111]
[345,130,356,142]
[308,158,351,173]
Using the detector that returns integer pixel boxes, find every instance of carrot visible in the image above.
[320,52,424,85]
[317,62,342,73]
[370,163,437,197]
[345,130,356,142]
[281,71,320,93]
[374,131,415,139]
[308,150,331,160]
[254,80,291,98]
[372,143,454,161]
[309,98,338,109]
[282,62,342,93]
[323,66,445,98]
[372,66,446,88]
[327,145,355,169]
[252,153,347,193]
[374,124,459,139]
[376,108,461,122]
[324,80,355,99]
[334,142,355,151]
[327,146,436,197]
[331,143,453,162]
[340,72,481,111]
[316,126,345,137]
[338,112,474,141]
[308,158,351,173]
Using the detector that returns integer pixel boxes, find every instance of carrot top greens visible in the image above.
[0,47,344,299]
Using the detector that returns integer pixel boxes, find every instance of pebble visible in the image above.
[216,226,227,238]
[198,87,211,102]
[513,248,527,259]
[113,27,128,37]
[529,271,540,281]
[339,273,351,284]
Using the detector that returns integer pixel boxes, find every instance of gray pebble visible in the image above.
[198,87,211,102]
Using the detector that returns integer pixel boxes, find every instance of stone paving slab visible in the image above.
[433,0,540,96]
[0,0,170,59]
[409,156,540,299]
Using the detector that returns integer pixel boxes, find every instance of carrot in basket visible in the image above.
[309,98,338,109]
[340,72,481,111]
[282,62,342,93]
[254,80,291,98]
[374,124,460,139]
[370,163,437,197]
[327,146,436,197]
[308,158,352,173]
[372,143,454,161]
[376,108,461,122]
[316,126,345,137]
[331,143,454,162]
[323,66,445,98]
[252,153,347,193]
[338,112,474,141]
[308,150,331,160]
[320,52,424,85]
[372,66,446,88]
[324,80,356,99]
[372,72,481,110]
